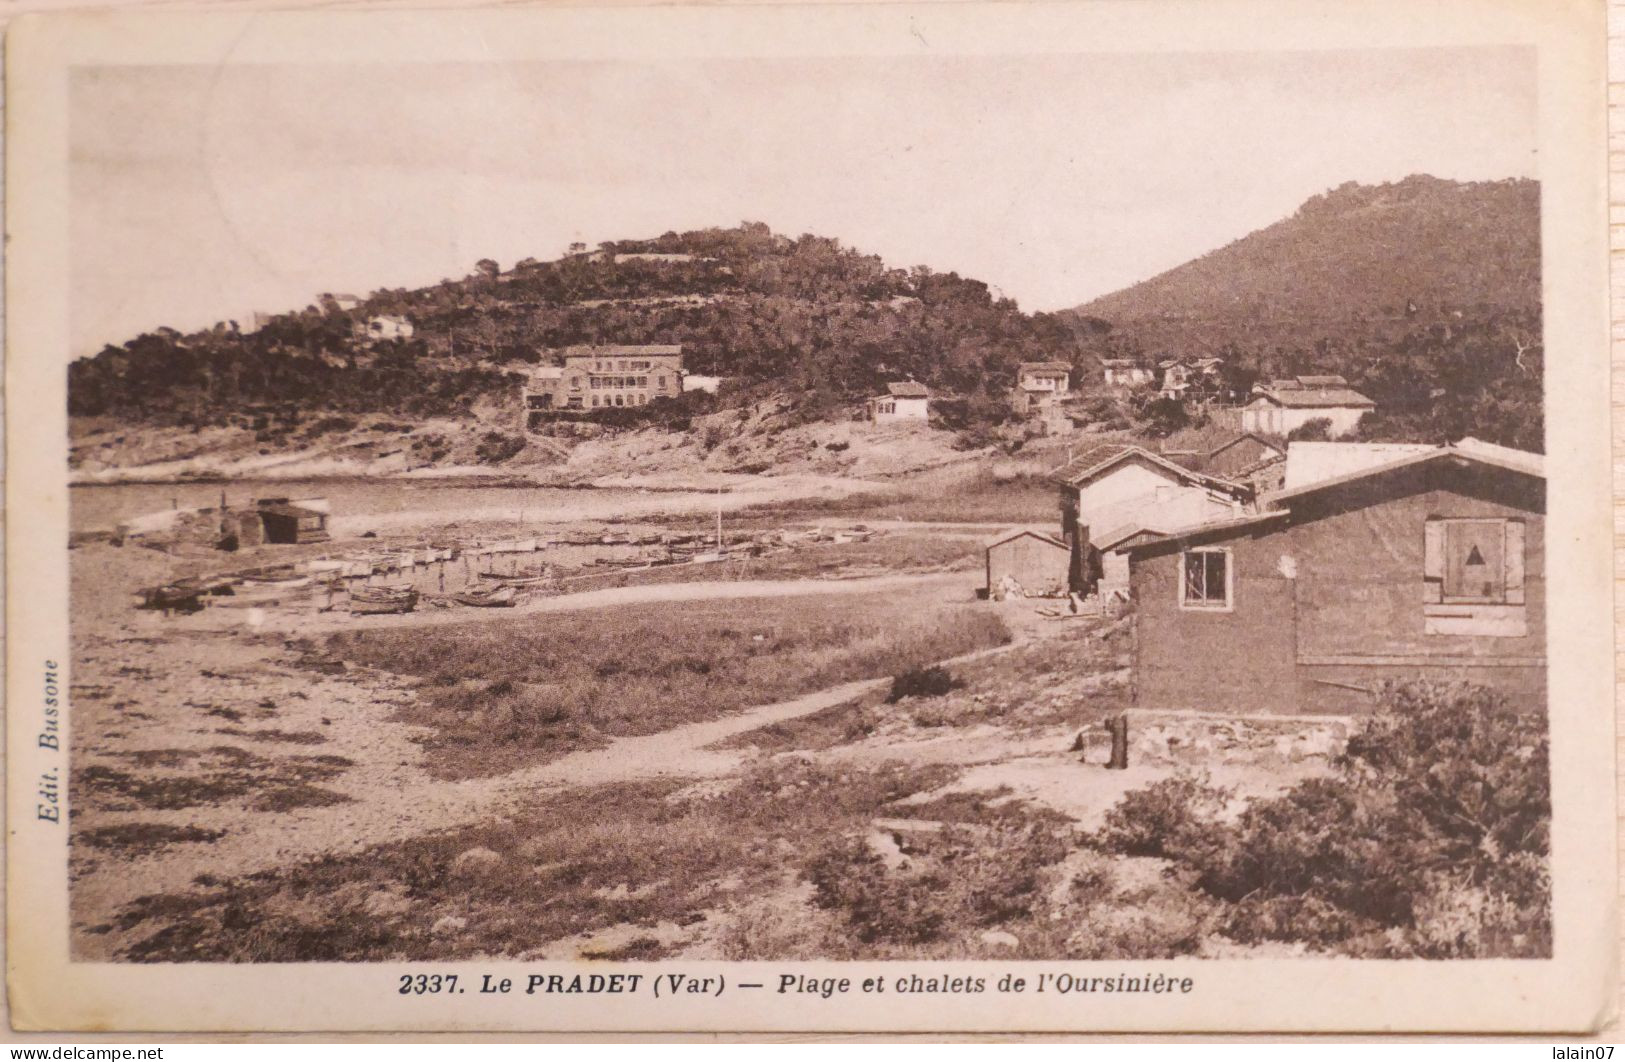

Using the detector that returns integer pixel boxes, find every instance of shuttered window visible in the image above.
[1424,518,1525,605]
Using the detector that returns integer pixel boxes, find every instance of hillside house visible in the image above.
[1241,376,1375,437]
[1158,357,1225,400]
[1123,441,1544,715]
[868,382,932,424]
[521,345,686,425]
[984,527,1070,599]
[1100,358,1153,389]
[1052,444,1251,597]
[1012,361,1072,414]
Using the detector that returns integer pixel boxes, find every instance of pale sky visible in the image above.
[70,47,1536,355]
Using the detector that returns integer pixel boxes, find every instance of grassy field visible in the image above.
[325,588,1011,779]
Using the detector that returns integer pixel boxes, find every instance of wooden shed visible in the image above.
[1123,442,1544,715]
[256,499,331,545]
[985,527,1070,599]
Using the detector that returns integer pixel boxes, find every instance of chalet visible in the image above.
[869,382,931,424]
[1052,443,1250,596]
[1012,361,1072,414]
[1158,359,1192,398]
[1100,359,1153,389]
[1123,440,1544,715]
[1241,376,1375,437]
[984,527,1070,599]
[522,345,686,425]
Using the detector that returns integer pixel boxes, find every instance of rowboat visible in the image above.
[451,585,518,608]
[349,584,419,615]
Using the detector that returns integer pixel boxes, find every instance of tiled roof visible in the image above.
[1051,443,1247,495]
[1019,361,1071,374]
[560,344,683,359]
[886,382,931,398]
[1253,387,1375,408]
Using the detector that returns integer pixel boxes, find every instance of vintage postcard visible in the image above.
[5,0,1616,1035]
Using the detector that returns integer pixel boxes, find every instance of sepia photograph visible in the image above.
[6,0,1614,1035]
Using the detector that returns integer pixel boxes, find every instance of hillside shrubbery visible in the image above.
[1097,680,1550,957]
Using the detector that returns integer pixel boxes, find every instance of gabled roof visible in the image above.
[1295,374,1348,388]
[985,526,1069,550]
[1098,357,1141,368]
[1051,443,1248,495]
[1018,361,1071,374]
[1266,440,1543,504]
[1209,431,1285,460]
[884,382,931,399]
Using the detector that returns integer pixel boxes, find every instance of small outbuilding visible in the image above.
[985,526,1070,599]
[869,382,932,424]
[255,499,331,545]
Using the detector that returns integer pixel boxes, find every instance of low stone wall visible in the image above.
[1081,711,1355,768]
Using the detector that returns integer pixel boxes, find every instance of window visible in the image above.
[1179,548,1231,610]
[1424,518,1525,606]
[638,376,649,387]
[590,395,599,407]
[658,375,667,388]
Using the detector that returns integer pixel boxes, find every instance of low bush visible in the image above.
[1092,681,1550,957]
[1096,772,1231,862]
[886,665,963,703]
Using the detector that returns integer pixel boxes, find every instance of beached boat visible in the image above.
[135,584,205,613]
[348,584,419,615]
[451,585,519,608]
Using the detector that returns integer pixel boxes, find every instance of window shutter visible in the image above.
[1422,519,1444,603]
[1504,521,1526,604]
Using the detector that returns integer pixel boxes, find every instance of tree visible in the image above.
[1287,417,1333,442]
[474,258,500,279]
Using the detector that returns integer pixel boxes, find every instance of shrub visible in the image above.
[1287,417,1333,442]
[1094,681,1551,956]
[886,665,962,703]
[1096,771,1231,861]
[475,431,526,464]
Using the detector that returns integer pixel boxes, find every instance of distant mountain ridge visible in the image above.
[1070,175,1539,354]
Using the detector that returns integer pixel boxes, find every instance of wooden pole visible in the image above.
[1106,714,1129,770]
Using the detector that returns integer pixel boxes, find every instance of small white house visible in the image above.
[869,382,931,423]
[1100,359,1153,389]
[1241,376,1375,438]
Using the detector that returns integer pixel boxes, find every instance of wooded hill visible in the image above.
[67,223,1078,434]
[1068,176,1543,450]
[70,177,1545,454]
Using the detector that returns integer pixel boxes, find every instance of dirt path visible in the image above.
[71,629,1030,950]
